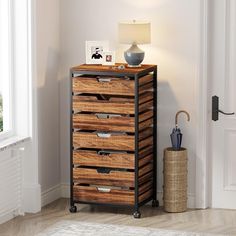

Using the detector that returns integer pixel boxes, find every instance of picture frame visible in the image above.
[85,41,109,64]
[102,51,116,66]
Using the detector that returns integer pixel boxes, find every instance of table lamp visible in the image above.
[118,20,151,67]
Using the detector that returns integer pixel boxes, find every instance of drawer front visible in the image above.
[73,132,135,151]
[73,96,134,114]
[73,185,134,205]
[73,150,134,169]
[72,74,153,96]
[73,76,134,96]
[73,181,153,205]
[73,167,134,187]
[73,114,134,132]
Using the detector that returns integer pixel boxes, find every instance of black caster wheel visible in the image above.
[69,205,77,213]
[133,211,141,219]
[152,199,159,208]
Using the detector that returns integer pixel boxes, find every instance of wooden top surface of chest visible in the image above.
[71,63,157,77]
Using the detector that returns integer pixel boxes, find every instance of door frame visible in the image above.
[195,0,211,208]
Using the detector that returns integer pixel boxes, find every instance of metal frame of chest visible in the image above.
[69,64,159,218]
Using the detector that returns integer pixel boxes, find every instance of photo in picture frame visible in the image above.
[85,41,109,64]
[102,51,116,65]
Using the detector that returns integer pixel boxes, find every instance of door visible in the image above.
[210,0,236,208]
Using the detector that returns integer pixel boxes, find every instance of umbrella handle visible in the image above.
[175,110,190,126]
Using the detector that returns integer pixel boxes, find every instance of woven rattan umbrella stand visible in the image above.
[163,147,188,213]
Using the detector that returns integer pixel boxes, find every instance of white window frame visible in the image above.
[0,0,40,215]
[0,0,15,140]
[0,0,33,142]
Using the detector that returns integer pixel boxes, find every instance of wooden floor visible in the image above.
[0,198,236,236]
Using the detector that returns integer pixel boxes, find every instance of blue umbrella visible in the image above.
[170,110,190,150]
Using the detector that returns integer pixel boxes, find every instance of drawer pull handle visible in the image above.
[97,77,111,82]
[97,187,111,193]
[96,114,109,119]
[97,133,111,138]
[96,114,122,119]
[98,152,110,156]
[97,168,111,174]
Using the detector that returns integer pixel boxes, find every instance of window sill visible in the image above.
[0,136,30,152]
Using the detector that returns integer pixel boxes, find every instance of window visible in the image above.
[0,0,32,140]
[0,0,13,136]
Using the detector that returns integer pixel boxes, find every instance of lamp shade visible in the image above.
[118,21,151,44]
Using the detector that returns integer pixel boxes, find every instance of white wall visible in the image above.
[59,0,199,205]
[36,0,61,194]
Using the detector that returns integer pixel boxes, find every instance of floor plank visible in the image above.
[0,198,236,236]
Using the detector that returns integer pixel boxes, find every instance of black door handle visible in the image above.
[218,109,235,116]
[212,96,235,121]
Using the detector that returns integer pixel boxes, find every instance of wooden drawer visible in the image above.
[139,92,153,105]
[139,185,153,203]
[73,163,152,188]
[139,128,153,150]
[73,132,134,151]
[139,146,153,167]
[73,167,134,187]
[73,150,135,169]
[73,76,135,96]
[73,185,134,205]
[139,110,153,131]
[73,180,153,205]
[72,74,153,96]
[139,163,153,178]
[73,113,135,132]
[73,109,153,132]
[73,147,153,170]
[73,96,134,114]
[73,128,153,151]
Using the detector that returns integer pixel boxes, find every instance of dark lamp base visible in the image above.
[124,43,145,67]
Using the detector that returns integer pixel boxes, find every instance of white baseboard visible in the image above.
[23,183,41,213]
[0,212,16,225]
[0,210,21,225]
[60,183,70,198]
[187,193,196,208]
[41,184,61,207]
[41,183,70,207]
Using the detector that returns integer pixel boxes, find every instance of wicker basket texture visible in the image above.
[163,148,188,213]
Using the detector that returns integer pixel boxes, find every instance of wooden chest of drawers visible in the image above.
[69,64,158,218]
